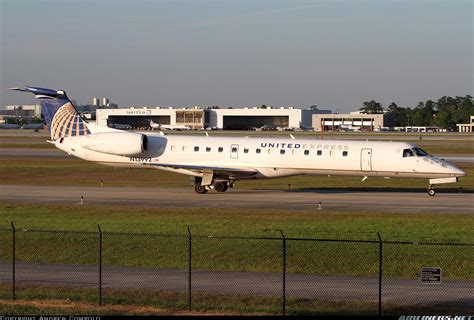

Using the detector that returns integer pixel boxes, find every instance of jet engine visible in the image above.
[81,132,148,156]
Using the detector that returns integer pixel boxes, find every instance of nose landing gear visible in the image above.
[428,185,436,196]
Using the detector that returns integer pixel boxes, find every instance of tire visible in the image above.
[214,182,229,193]
[194,185,208,194]
[428,189,436,196]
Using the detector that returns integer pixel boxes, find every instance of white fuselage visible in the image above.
[55,133,465,182]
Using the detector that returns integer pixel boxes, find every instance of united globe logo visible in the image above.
[50,102,90,140]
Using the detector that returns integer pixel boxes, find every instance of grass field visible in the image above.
[0,286,395,316]
[0,203,472,279]
[0,204,472,315]
[0,287,469,316]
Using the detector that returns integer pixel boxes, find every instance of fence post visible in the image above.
[11,221,15,301]
[98,225,103,306]
[187,226,192,311]
[279,229,286,316]
[377,232,383,316]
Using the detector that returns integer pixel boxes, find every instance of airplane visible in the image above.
[10,86,465,196]
[0,123,20,129]
[254,124,279,131]
[150,119,191,131]
[339,124,361,132]
[109,123,132,130]
[22,123,45,129]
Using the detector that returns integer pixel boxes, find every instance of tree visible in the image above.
[359,100,383,114]
[309,105,318,110]
[410,110,425,126]
[385,102,404,127]
[434,110,452,129]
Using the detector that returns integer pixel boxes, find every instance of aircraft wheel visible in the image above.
[428,188,436,196]
[194,185,208,194]
[214,182,229,192]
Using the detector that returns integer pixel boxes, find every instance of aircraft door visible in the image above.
[360,148,372,171]
[230,144,239,159]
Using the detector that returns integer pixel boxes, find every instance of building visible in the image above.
[301,109,332,128]
[0,104,42,124]
[92,98,100,107]
[96,106,204,130]
[312,113,384,131]
[207,107,303,130]
[2,104,41,118]
[101,97,109,106]
[96,106,334,130]
[456,116,474,133]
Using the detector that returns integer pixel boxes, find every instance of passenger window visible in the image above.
[317,150,322,156]
[194,146,199,152]
[403,149,414,157]
[218,147,223,152]
[206,147,211,152]
[182,146,187,152]
[268,149,273,154]
[244,148,249,153]
[256,148,261,154]
[170,145,175,151]
[343,151,348,157]
[304,150,309,156]
[292,149,297,155]
[280,149,285,155]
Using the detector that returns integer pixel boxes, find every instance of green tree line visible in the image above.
[359,95,473,130]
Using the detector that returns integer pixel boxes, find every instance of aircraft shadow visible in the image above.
[273,187,473,194]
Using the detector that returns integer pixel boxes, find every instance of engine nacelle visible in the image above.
[82,132,148,156]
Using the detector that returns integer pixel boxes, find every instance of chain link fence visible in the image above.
[0,224,472,315]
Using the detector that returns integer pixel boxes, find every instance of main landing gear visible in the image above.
[194,184,208,194]
[427,185,436,196]
[193,178,231,194]
[213,182,229,193]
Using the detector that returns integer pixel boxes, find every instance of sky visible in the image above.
[1,0,472,112]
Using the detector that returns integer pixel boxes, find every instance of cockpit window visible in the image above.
[403,149,415,157]
[413,147,428,157]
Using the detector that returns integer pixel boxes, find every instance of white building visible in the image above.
[456,116,474,133]
[95,106,331,130]
[96,107,204,129]
[312,113,384,131]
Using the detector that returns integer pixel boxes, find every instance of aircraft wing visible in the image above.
[147,163,258,177]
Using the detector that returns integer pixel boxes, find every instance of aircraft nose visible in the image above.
[452,166,466,177]
[446,163,465,177]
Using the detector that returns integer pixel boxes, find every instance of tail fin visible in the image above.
[10,86,90,141]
